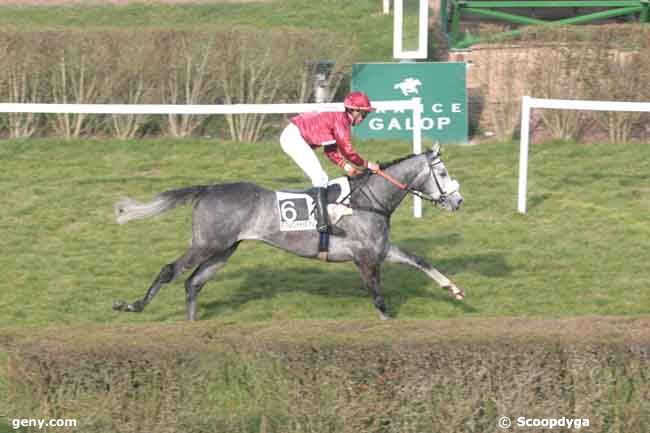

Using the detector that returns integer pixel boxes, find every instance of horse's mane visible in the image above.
[379,153,417,170]
[348,152,424,185]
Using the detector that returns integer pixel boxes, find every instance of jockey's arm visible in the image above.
[323,145,360,176]
[332,124,366,168]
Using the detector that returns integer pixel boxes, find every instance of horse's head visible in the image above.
[417,143,463,212]
[351,144,463,216]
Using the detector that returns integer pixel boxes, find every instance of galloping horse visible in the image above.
[113,144,465,320]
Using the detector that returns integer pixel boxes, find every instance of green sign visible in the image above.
[352,62,467,144]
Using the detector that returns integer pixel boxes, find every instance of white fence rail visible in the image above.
[1,98,426,217]
[518,96,650,214]
[0,101,416,115]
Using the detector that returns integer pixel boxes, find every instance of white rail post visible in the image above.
[411,97,423,217]
[393,0,429,59]
[383,0,390,14]
[517,96,650,215]
[517,95,532,214]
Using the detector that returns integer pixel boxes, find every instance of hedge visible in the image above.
[0,27,357,141]
[4,317,650,433]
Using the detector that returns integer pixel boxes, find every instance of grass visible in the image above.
[0,3,646,431]
[0,2,647,429]
[0,1,398,61]
[0,349,7,433]
[0,136,648,333]
[1,135,648,429]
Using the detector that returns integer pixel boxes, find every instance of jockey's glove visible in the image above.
[366,161,380,172]
[343,163,361,176]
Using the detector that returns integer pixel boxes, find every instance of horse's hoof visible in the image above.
[113,300,143,312]
[445,286,465,301]
[379,311,392,321]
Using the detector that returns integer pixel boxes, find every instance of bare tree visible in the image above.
[477,45,533,140]
[217,30,286,143]
[584,48,649,144]
[158,32,220,137]
[6,67,42,139]
[216,29,359,143]
[47,34,111,138]
[109,32,157,139]
[524,25,650,144]
[0,27,361,141]
[529,44,594,141]
[0,33,44,138]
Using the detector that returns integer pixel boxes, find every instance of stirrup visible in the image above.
[328,225,346,237]
[318,223,345,237]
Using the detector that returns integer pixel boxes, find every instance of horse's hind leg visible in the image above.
[385,244,465,300]
[184,242,240,321]
[354,258,390,321]
[113,246,213,314]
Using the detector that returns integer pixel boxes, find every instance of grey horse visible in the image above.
[113,144,465,320]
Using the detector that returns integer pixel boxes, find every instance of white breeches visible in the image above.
[280,123,329,188]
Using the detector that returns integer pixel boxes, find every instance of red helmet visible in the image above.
[344,91,375,112]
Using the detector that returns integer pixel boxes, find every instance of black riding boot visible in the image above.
[315,187,345,236]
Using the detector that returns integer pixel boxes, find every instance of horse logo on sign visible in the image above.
[393,77,422,96]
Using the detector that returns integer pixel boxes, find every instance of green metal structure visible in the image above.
[441,0,650,48]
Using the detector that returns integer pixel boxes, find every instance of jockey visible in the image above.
[280,91,380,235]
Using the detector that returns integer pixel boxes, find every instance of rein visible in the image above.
[375,168,438,204]
[344,173,393,217]
[341,156,446,217]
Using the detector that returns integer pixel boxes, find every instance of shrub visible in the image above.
[468,25,650,143]
[520,25,650,143]
[5,318,650,433]
[0,28,358,142]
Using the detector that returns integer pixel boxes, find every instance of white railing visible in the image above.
[518,96,650,214]
[0,98,426,217]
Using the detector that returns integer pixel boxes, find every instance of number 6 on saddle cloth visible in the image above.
[275,177,352,260]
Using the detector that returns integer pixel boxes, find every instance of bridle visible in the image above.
[346,152,457,217]
[374,153,456,206]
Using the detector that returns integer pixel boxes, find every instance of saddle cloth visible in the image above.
[276,177,352,232]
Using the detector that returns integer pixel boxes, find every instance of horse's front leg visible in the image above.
[385,244,465,300]
[354,257,390,320]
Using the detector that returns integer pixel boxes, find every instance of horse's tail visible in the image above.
[114,185,209,225]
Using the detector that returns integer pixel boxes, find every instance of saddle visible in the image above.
[277,177,352,261]
[280,178,348,205]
